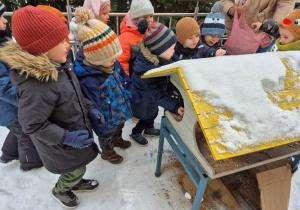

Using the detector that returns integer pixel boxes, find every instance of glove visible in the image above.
[63,130,94,148]
[88,109,105,125]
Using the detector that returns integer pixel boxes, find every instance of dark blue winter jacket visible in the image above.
[75,48,140,136]
[131,41,183,120]
[0,40,18,126]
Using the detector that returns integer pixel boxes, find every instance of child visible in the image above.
[199,1,227,49]
[74,8,140,163]
[173,16,227,61]
[69,0,110,43]
[0,7,101,208]
[0,2,43,171]
[251,8,300,51]
[117,0,154,76]
[130,20,184,146]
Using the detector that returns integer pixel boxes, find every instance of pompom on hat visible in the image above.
[0,1,5,17]
[12,6,69,55]
[130,0,154,19]
[75,7,122,65]
[279,9,300,41]
[83,0,110,18]
[176,17,200,44]
[138,20,177,56]
[201,1,225,37]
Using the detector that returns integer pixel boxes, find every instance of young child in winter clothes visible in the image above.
[173,16,226,61]
[199,1,227,50]
[252,8,300,51]
[130,20,184,146]
[0,2,43,171]
[74,8,140,163]
[117,0,155,76]
[69,0,110,43]
[0,7,101,208]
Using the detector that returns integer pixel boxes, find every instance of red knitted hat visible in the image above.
[12,7,69,55]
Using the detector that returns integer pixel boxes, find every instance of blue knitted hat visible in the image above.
[0,1,5,16]
[201,1,225,37]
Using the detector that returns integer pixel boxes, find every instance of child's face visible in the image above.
[98,5,110,24]
[0,15,8,31]
[159,43,176,60]
[101,59,116,68]
[183,34,200,49]
[134,14,154,26]
[279,26,295,45]
[45,39,70,64]
[204,35,220,47]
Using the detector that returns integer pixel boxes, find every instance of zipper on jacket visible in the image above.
[108,101,112,118]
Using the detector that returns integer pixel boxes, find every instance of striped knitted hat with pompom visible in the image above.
[75,7,122,65]
[0,1,5,16]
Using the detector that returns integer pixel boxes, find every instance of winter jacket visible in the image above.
[0,41,18,126]
[74,47,140,136]
[222,0,295,35]
[0,40,99,174]
[172,40,224,61]
[131,41,183,120]
[117,13,146,75]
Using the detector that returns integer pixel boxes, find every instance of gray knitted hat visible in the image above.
[130,0,154,19]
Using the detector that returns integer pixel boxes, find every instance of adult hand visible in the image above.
[229,0,251,16]
[216,49,227,56]
[251,22,262,31]
[177,107,184,117]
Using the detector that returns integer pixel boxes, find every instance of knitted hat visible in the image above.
[75,7,122,65]
[0,1,5,16]
[279,9,300,41]
[130,0,154,19]
[138,20,177,55]
[83,0,110,18]
[36,5,70,47]
[12,7,69,55]
[176,17,200,44]
[201,1,225,37]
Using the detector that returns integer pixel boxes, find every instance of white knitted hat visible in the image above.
[130,0,154,19]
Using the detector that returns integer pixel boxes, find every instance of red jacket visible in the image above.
[117,16,145,75]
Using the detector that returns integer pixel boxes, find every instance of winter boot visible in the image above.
[71,179,99,192]
[111,136,131,149]
[20,164,43,172]
[129,133,148,146]
[51,185,79,209]
[143,128,160,137]
[101,144,123,164]
[0,153,18,164]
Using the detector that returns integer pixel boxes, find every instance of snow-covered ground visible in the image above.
[0,110,299,210]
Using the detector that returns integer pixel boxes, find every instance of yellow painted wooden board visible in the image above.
[143,59,300,160]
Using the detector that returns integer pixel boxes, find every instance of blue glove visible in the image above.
[88,109,105,125]
[63,130,94,148]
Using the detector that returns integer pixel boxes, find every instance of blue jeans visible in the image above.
[256,39,276,53]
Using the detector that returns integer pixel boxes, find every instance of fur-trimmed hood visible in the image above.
[137,40,159,65]
[0,39,58,83]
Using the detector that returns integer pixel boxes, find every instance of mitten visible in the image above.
[63,130,93,148]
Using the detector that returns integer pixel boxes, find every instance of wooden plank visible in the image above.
[197,112,233,129]
[276,100,300,110]
[284,77,299,89]
[271,89,300,101]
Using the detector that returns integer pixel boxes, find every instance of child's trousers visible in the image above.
[56,166,86,192]
[132,111,158,134]
[98,123,124,148]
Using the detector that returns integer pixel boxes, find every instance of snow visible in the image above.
[0,111,300,209]
[146,51,300,154]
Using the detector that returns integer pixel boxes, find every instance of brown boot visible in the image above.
[111,136,131,149]
[101,144,123,164]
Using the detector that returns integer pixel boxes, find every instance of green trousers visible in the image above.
[56,166,86,192]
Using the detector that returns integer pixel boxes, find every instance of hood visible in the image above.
[74,47,107,77]
[0,39,58,83]
[134,41,160,74]
[120,13,140,36]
